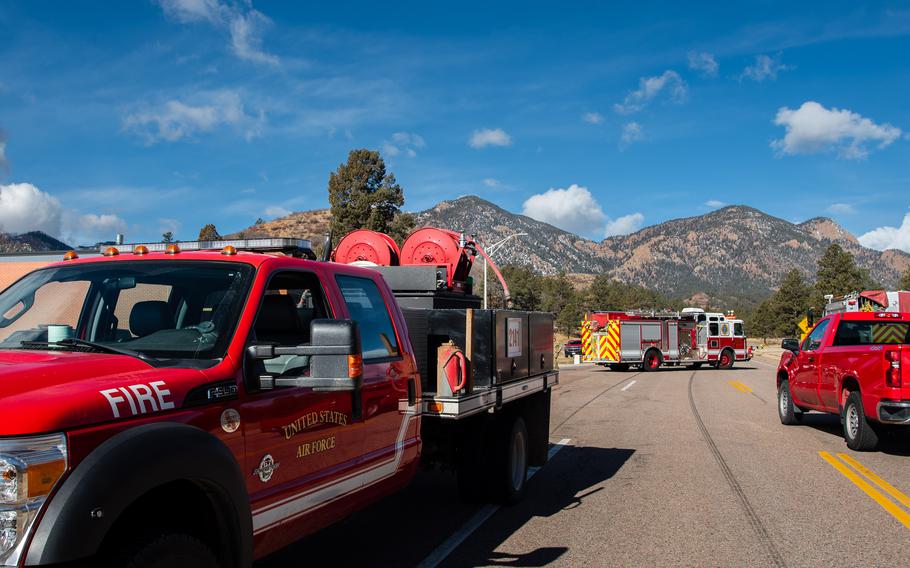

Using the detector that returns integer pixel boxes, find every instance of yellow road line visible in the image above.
[727,380,752,393]
[818,451,910,530]
[837,453,910,510]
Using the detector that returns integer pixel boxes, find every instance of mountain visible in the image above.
[0,231,72,254]
[226,196,910,301]
[416,197,910,298]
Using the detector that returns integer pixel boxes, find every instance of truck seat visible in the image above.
[129,301,174,337]
[255,295,309,377]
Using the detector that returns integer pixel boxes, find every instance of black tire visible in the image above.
[495,416,529,504]
[687,362,703,370]
[116,533,219,568]
[777,379,801,425]
[609,363,630,372]
[642,349,662,372]
[717,349,735,370]
[843,391,879,451]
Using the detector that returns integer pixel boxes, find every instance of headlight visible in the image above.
[0,434,67,567]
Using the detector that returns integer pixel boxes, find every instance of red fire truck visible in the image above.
[0,229,556,567]
[823,290,910,316]
[581,308,751,371]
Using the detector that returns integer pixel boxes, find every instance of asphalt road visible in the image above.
[257,358,910,567]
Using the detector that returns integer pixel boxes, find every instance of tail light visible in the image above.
[886,350,902,388]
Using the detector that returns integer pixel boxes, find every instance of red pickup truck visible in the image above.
[776,311,909,450]
[0,236,556,567]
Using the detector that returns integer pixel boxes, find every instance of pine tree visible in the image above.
[814,244,874,308]
[197,224,221,241]
[161,231,174,243]
[327,149,414,243]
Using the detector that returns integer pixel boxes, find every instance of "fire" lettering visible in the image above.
[100,381,175,418]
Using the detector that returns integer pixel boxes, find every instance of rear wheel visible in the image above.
[843,391,879,451]
[642,349,662,372]
[717,349,735,370]
[495,416,528,504]
[114,533,219,568]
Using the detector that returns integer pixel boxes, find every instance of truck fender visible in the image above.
[26,422,253,568]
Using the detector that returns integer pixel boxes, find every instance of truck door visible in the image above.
[791,318,831,407]
[242,270,365,542]
[333,274,418,488]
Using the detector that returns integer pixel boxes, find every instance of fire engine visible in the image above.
[580,308,751,371]
[824,290,910,316]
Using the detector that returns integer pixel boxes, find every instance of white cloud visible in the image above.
[859,212,910,252]
[826,203,856,214]
[264,205,291,218]
[604,213,645,237]
[521,183,644,238]
[383,132,425,158]
[522,184,606,234]
[469,128,512,149]
[705,199,726,208]
[771,101,902,160]
[613,70,687,114]
[483,178,500,187]
[123,90,265,144]
[620,122,645,144]
[740,54,793,82]
[157,0,279,66]
[687,51,718,77]
[0,182,127,244]
[0,183,63,236]
[582,112,604,124]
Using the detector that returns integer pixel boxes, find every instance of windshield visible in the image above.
[0,261,254,366]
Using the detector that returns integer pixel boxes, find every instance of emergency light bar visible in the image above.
[104,238,316,259]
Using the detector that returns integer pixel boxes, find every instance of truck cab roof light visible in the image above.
[165,244,181,255]
[221,245,238,256]
[62,250,79,261]
[103,247,119,257]
[133,245,149,255]
[103,238,315,259]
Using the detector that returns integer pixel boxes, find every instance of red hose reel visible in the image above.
[333,230,400,266]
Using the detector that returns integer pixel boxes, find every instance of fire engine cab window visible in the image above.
[709,323,719,336]
[833,321,910,346]
[734,323,745,337]
[253,272,330,377]
[803,319,830,351]
[336,275,399,360]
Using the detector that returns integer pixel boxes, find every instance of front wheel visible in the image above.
[717,349,735,370]
[843,391,879,451]
[642,349,662,372]
[114,533,219,568]
[778,379,801,425]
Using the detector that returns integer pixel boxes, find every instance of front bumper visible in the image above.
[877,400,910,423]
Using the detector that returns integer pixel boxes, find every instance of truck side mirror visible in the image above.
[249,319,363,392]
[781,338,800,353]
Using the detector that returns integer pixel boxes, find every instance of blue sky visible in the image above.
[1,1,910,250]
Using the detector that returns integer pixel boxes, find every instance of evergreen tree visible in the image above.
[197,224,221,241]
[814,244,874,308]
[161,231,174,243]
[327,149,414,243]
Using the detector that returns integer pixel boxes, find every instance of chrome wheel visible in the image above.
[847,403,860,440]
